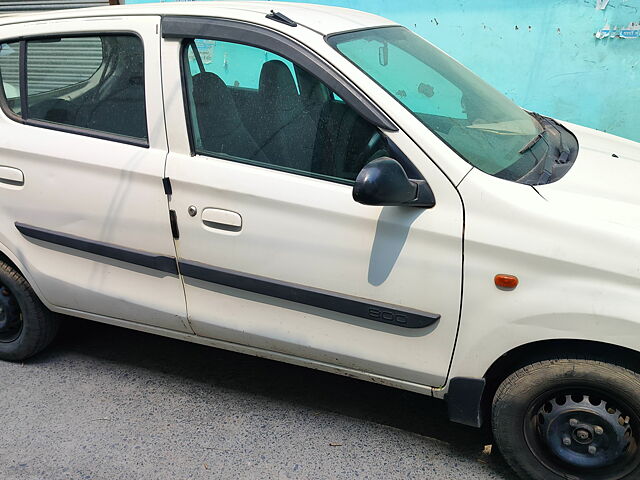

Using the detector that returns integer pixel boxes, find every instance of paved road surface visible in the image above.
[0,317,515,479]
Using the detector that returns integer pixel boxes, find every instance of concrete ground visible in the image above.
[0,317,515,480]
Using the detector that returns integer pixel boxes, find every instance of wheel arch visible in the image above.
[447,339,640,429]
[0,248,21,274]
[480,339,640,427]
[0,240,51,310]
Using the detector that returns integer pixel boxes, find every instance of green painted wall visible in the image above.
[129,0,640,143]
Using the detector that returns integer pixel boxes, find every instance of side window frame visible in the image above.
[162,16,398,159]
[165,16,437,187]
[0,31,149,148]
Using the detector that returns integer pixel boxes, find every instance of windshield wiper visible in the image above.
[519,132,543,154]
[516,113,578,185]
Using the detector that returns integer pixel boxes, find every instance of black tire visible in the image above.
[492,358,640,480]
[0,260,58,361]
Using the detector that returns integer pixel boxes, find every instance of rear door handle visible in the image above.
[0,166,24,186]
[201,208,242,231]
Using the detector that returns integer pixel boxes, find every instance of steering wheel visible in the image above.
[360,130,387,163]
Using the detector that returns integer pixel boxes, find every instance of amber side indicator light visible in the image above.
[495,274,519,289]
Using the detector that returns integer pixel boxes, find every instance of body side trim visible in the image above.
[14,222,439,329]
[179,259,440,329]
[15,222,179,275]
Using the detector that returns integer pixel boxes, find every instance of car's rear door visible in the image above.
[160,17,463,387]
[0,16,190,332]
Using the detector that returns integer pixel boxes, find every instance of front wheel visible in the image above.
[492,358,640,480]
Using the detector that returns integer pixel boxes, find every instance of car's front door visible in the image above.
[161,19,463,387]
[0,17,189,332]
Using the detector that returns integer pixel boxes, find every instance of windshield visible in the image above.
[327,27,544,180]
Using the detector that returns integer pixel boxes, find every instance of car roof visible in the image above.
[0,1,397,36]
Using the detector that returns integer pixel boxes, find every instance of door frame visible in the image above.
[159,16,466,389]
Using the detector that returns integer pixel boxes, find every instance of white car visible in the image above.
[0,3,638,479]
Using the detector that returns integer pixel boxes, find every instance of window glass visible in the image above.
[0,42,20,112]
[0,35,147,141]
[184,39,387,183]
[27,37,102,96]
[187,39,299,91]
[338,37,465,119]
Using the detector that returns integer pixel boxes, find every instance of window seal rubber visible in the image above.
[18,39,27,119]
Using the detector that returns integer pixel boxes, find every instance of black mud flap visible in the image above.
[446,377,486,428]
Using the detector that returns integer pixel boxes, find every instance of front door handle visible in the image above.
[201,208,242,232]
[0,166,24,186]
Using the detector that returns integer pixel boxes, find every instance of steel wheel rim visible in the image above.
[524,387,640,480]
[0,284,22,343]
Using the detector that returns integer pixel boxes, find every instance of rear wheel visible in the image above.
[492,358,640,480]
[0,260,58,361]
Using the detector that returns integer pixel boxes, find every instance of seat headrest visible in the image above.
[258,60,300,111]
[191,72,243,135]
[192,72,228,106]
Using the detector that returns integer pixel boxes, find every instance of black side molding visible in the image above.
[14,222,440,330]
[446,377,486,428]
[15,223,179,275]
[179,260,440,329]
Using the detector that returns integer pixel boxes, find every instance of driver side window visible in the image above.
[182,39,387,183]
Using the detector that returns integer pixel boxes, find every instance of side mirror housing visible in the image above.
[352,157,435,208]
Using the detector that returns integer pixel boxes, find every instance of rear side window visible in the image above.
[0,34,147,143]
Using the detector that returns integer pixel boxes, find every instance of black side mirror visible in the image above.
[353,157,435,208]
